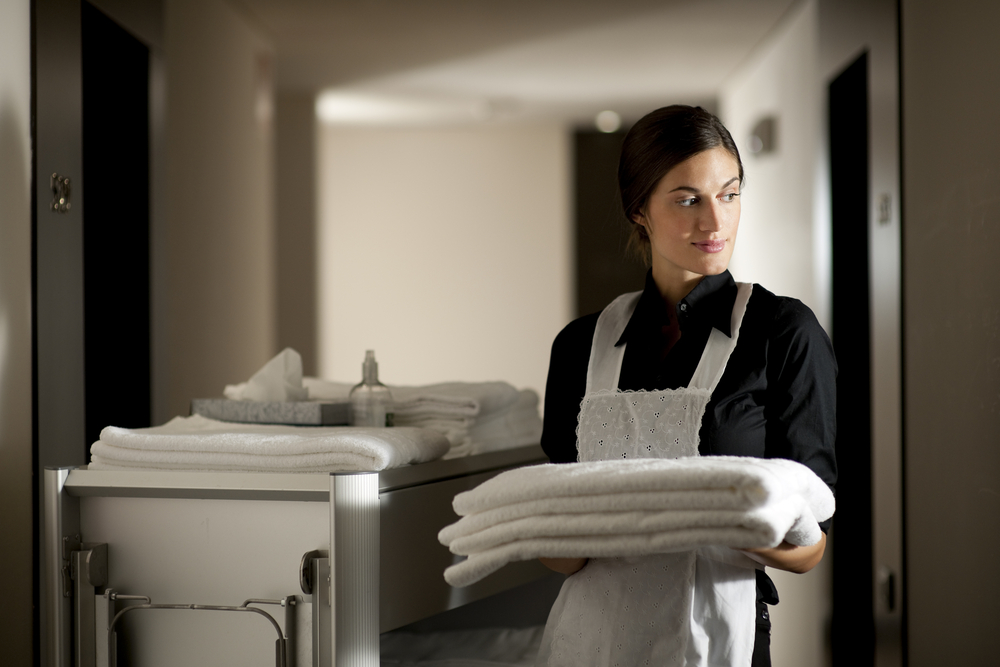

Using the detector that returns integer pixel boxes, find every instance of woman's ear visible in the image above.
[631,212,649,237]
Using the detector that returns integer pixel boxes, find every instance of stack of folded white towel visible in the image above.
[304,379,543,458]
[438,456,835,587]
[88,414,451,473]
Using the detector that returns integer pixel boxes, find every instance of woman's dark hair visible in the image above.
[618,105,743,265]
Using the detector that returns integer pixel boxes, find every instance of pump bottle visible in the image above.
[349,350,394,427]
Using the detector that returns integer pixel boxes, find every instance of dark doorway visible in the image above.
[81,1,152,451]
[829,51,874,666]
[574,130,647,318]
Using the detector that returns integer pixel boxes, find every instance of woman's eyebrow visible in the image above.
[668,177,740,194]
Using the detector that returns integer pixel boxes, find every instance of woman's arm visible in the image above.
[540,315,598,463]
[538,320,598,575]
[741,533,826,574]
[750,296,836,573]
[542,536,828,577]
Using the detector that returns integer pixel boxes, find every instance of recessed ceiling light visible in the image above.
[595,110,622,133]
[315,90,489,126]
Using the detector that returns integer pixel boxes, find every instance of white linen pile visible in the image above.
[438,456,835,587]
[88,414,451,472]
[304,379,542,457]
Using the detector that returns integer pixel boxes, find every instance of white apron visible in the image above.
[537,283,760,667]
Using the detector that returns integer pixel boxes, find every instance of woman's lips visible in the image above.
[694,239,726,253]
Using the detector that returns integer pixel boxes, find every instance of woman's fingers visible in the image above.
[539,557,589,575]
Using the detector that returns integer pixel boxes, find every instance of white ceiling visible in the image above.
[233,0,799,126]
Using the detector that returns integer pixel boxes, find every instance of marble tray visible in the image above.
[190,397,350,425]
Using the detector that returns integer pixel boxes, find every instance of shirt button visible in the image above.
[679,303,688,312]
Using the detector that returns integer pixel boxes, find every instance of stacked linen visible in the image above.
[89,414,451,472]
[448,389,543,458]
[439,456,835,587]
[304,379,543,457]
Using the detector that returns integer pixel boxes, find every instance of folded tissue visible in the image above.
[224,348,309,402]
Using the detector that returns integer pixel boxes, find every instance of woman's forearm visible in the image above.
[538,534,825,577]
[740,533,826,574]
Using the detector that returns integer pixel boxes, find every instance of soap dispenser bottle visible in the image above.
[349,350,395,427]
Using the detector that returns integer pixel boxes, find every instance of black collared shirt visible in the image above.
[541,270,838,535]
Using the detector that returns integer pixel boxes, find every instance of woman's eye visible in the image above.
[719,193,740,203]
[678,197,698,207]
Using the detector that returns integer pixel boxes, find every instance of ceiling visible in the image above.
[233,0,800,126]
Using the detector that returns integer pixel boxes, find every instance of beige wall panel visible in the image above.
[0,0,34,661]
[157,0,275,421]
[275,92,318,375]
[902,1,1000,664]
[318,124,571,398]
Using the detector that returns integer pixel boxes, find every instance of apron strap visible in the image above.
[584,291,641,395]
[688,283,753,392]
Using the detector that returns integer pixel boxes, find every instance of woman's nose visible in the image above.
[700,202,725,231]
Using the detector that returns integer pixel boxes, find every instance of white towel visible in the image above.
[304,379,540,456]
[445,498,813,556]
[439,457,833,587]
[449,457,833,516]
[465,391,543,447]
[444,390,544,459]
[89,414,451,472]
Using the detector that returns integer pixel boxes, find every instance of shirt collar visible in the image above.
[615,270,738,346]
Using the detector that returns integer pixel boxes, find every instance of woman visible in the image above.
[537,106,837,666]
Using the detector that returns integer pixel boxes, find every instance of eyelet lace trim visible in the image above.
[574,388,712,463]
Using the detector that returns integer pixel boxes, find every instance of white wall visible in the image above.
[0,0,34,660]
[318,124,571,397]
[156,0,276,421]
[719,3,834,666]
[720,0,829,330]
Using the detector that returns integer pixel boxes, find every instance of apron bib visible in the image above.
[537,283,759,667]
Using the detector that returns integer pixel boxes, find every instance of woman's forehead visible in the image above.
[656,147,741,192]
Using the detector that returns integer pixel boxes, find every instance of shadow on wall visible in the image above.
[0,97,35,660]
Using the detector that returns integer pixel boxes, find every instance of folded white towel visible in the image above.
[445,497,812,556]
[450,457,833,517]
[445,529,769,589]
[89,414,450,472]
[443,390,544,459]
[304,379,540,457]
[439,489,763,543]
[465,391,543,445]
[439,457,833,587]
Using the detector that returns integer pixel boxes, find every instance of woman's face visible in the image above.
[634,146,741,288]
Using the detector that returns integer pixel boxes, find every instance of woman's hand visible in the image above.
[539,557,588,576]
[740,533,826,574]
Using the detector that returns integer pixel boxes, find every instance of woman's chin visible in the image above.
[689,258,733,278]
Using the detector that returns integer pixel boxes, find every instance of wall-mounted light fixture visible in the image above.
[748,116,777,155]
